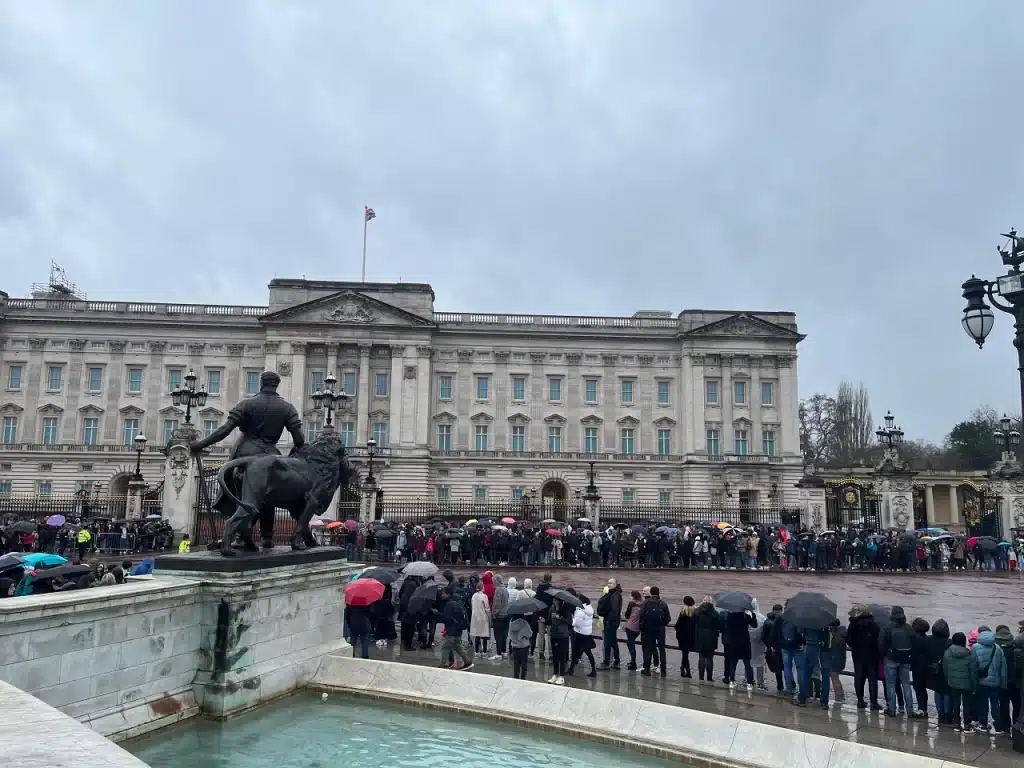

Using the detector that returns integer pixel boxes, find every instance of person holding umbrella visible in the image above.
[506,597,544,679]
[344,578,385,658]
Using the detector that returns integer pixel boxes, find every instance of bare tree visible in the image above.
[799,393,837,470]
[832,381,873,464]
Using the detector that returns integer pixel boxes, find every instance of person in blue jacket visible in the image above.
[970,628,1008,733]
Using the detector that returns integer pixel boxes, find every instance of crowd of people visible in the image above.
[332,518,1022,573]
[0,515,177,560]
[345,565,1024,738]
[0,552,156,598]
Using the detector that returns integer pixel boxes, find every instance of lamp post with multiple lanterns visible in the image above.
[993,413,1021,460]
[170,369,207,426]
[311,372,347,430]
[876,410,904,452]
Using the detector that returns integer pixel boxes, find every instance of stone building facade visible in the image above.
[0,279,805,512]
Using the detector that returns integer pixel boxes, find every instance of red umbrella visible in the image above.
[342,520,359,531]
[345,578,385,606]
[545,528,562,537]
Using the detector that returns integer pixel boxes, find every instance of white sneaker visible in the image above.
[547,675,557,683]
[488,654,501,661]
[746,683,754,692]
[728,681,736,690]
[555,676,565,685]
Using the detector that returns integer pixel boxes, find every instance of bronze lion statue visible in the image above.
[213,434,355,557]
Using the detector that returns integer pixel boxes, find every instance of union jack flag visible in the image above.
[365,206,376,222]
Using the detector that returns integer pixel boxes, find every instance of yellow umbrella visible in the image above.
[716,522,731,529]
[465,519,478,526]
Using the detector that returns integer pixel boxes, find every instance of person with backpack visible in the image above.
[878,605,920,718]
[695,595,721,683]
[847,604,882,710]
[909,617,931,716]
[971,627,1008,734]
[923,619,953,725]
[776,607,806,700]
[438,588,474,671]
[825,618,847,704]
[760,603,785,693]
[993,624,1018,735]
[640,586,671,677]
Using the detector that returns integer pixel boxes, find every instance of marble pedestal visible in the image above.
[157,547,358,719]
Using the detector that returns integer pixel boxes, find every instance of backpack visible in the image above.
[596,592,610,618]
[889,627,912,664]
[639,599,662,628]
[781,620,800,649]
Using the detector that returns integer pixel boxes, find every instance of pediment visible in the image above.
[580,415,603,426]
[543,414,567,424]
[159,406,184,417]
[37,402,64,414]
[653,416,677,427]
[732,417,753,426]
[433,410,457,423]
[79,404,105,415]
[261,290,435,328]
[470,412,494,423]
[0,403,24,415]
[685,313,804,341]
[617,415,639,426]
[199,407,224,418]
[507,412,530,424]
[119,405,145,416]
[368,408,390,420]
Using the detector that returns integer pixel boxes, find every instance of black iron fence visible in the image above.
[0,494,136,520]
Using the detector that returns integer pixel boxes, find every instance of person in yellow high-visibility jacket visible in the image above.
[178,534,191,554]
[76,527,92,563]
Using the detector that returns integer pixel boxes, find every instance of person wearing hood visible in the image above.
[846,604,881,710]
[993,625,1018,733]
[675,596,698,678]
[923,619,953,725]
[508,610,533,680]
[943,632,979,732]
[748,598,768,690]
[909,617,931,717]
[639,586,671,677]
[482,571,496,609]
[597,577,623,670]
[825,618,847,704]
[879,605,918,718]
[760,604,785,693]
[490,575,510,662]
[438,588,474,671]
[506,576,520,600]
[722,608,757,690]
[567,593,597,677]
[398,574,424,651]
[694,596,721,683]
[971,628,1008,734]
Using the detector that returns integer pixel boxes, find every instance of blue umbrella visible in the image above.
[21,553,67,568]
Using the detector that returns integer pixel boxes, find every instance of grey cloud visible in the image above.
[2,1,1024,441]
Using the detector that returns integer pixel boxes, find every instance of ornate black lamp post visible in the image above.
[993,413,1021,458]
[876,411,904,451]
[365,437,378,485]
[961,229,1024,416]
[170,369,207,425]
[131,433,148,481]
[312,372,347,429]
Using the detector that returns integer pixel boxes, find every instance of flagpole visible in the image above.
[361,206,368,283]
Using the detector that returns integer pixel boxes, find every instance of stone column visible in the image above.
[360,480,378,523]
[327,344,338,381]
[126,477,147,521]
[987,458,1024,539]
[924,484,936,526]
[584,493,601,529]
[877,474,915,531]
[389,345,403,446]
[415,346,432,448]
[948,484,960,525]
[162,424,201,536]
[291,341,308,417]
[356,343,371,443]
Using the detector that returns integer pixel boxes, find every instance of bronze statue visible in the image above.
[214,434,354,556]
[190,370,304,549]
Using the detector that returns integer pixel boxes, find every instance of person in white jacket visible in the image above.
[567,594,597,677]
[748,597,769,690]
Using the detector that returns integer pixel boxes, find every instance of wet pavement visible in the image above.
[445,566,1024,636]
[370,643,1018,767]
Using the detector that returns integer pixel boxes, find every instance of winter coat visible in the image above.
[624,598,643,633]
[749,610,768,667]
[846,613,881,662]
[470,591,491,638]
[508,617,533,649]
[481,571,495,611]
[723,611,757,660]
[440,596,469,635]
[943,644,979,692]
[993,626,1016,688]
[346,604,372,637]
[674,607,697,653]
[572,604,595,637]
[827,624,848,673]
[598,585,623,624]
[694,602,721,653]
[972,631,1008,689]
[923,619,952,693]
[639,597,671,634]
[492,576,509,618]
[878,606,914,663]
[549,603,573,640]
[1012,631,1024,690]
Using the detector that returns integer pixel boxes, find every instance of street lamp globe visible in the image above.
[366,438,377,455]
[961,277,995,348]
[134,433,148,453]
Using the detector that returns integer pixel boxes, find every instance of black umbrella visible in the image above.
[782,591,837,630]
[373,529,395,539]
[357,567,400,584]
[714,591,754,613]
[504,597,547,616]
[977,538,1000,553]
[407,582,443,616]
[866,603,892,627]
[30,563,93,581]
[630,524,644,532]
[4,521,37,534]
[476,519,494,527]
[544,588,583,609]
[0,552,25,571]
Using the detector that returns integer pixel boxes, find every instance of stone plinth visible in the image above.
[796,475,826,531]
[0,577,202,742]
[157,547,357,719]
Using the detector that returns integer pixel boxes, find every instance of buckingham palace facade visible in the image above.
[0,278,805,508]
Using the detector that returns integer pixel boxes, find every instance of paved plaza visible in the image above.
[447,565,1024,634]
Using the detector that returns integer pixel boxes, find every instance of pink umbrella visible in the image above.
[501,517,516,525]
[545,528,562,537]
[343,520,359,531]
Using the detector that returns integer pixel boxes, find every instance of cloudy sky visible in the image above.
[3,1,1024,443]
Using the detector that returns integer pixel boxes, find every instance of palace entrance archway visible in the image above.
[541,480,570,521]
